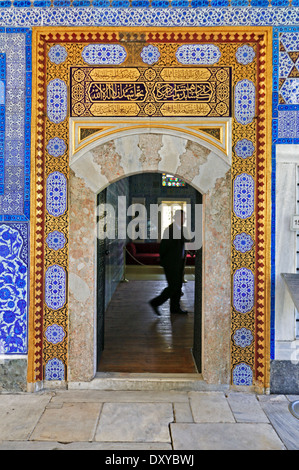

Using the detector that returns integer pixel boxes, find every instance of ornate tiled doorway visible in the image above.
[28,27,272,392]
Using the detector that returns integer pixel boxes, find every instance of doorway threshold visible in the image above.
[68,372,229,392]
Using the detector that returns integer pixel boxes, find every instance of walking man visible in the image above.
[149,209,189,316]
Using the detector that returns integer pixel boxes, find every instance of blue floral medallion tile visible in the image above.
[234,79,255,125]
[48,44,68,65]
[46,230,66,251]
[47,78,67,124]
[233,327,254,348]
[46,171,67,217]
[235,44,255,65]
[233,173,254,219]
[45,264,66,310]
[233,232,254,253]
[233,363,253,386]
[277,110,299,138]
[46,137,67,157]
[175,44,221,65]
[82,44,127,65]
[233,267,254,314]
[140,44,160,65]
[45,357,65,381]
[234,138,255,159]
[5,140,24,167]
[45,323,65,344]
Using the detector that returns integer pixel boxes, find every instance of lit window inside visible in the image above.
[162,173,186,187]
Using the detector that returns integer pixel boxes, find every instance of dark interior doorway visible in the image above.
[96,173,202,374]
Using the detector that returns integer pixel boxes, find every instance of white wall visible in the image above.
[275,144,299,360]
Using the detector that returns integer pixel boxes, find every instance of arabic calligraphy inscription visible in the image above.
[70,66,231,118]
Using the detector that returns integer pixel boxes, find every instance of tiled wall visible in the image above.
[273,28,299,144]
[0,6,299,27]
[0,28,31,357]
[1,1,299,8]
[0,1,296,7]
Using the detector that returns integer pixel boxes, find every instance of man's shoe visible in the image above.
[171,308,188,314]
[149,300,161,316]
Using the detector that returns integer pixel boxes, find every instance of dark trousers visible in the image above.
[152,261,184,312]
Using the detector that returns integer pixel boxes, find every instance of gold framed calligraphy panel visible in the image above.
[70,66,232,118]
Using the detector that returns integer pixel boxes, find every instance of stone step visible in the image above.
[67,373,230,392]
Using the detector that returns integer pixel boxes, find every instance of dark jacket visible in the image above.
[159,223,187,270]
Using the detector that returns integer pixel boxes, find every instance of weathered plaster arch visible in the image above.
[70,118,231,165]
[70,131,231,196]
[68,132,231,386]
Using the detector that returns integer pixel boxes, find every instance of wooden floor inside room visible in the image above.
[97,280,198,374]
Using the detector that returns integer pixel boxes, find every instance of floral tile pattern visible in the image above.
[0,6,297,28]
[273,27,299,142]
[0,223,28,354]
[0,29,31,221]
[0,28,31,362]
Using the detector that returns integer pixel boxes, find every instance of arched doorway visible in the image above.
[68,131,231,385]
[96,172,202,374]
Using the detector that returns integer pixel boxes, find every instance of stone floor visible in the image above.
[0,390,298,450]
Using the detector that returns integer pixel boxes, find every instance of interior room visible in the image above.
[96,172,202,374]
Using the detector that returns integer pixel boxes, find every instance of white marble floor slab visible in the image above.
[189,391,235,423]
[171,423,286,450]
[0,393,52,440]
[95,402,173,443]
[227,391,269,423]
[30,402,102,442]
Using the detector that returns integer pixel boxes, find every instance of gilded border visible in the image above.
[28,26,272,390]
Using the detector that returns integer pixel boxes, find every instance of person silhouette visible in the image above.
[149,209,189,316]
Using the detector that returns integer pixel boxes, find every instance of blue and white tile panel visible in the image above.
[0,7,299,28]
[0,223,28,354]
[0,29,31,221]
